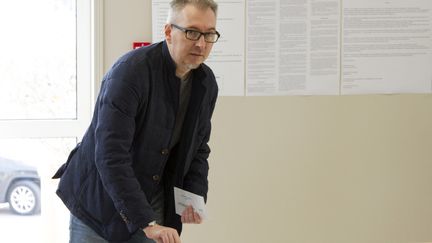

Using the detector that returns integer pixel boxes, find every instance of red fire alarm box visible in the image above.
[133,42,151,49]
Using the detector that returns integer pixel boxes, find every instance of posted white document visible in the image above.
[174,187,207,220]
[246,0,341,95]
[341,0,432,94]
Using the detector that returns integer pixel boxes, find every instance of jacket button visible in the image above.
[153,175,160,181]
[161,148,169,155]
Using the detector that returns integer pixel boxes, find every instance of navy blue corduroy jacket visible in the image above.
[53,41,218,242]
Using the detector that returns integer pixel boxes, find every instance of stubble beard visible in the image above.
[186,63,200,70]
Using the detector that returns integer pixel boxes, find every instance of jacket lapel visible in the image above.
[162,41,180,113]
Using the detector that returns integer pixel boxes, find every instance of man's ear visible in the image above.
[164,24,172,44]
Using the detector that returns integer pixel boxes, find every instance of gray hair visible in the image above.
[166,0,218,23]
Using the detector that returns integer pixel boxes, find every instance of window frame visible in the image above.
[0,0,96,140]
[0,0,103,242]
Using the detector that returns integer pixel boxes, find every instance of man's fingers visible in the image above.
[181,212,186,223]
[159,228,181,243]
[181,205,191,223]
[188,206,195,220]
[185,208,192,222]
[170,233,177,243]
[167,232,174,243]
[181,205,203,224]
[161,234,169,243]
[193,212,202,223]
[191,212,200,224]
[174,231,181,243]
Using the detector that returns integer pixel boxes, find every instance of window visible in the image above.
[0,0,93,242]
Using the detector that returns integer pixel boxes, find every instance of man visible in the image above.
[52,0,220,242]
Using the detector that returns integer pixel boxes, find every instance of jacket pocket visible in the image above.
[78,170,117,225]
[52,143,81,179]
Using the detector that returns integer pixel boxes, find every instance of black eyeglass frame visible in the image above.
[171,24,221,43]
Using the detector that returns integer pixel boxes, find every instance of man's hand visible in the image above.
[143,224,181,243]
[181,205,202,224]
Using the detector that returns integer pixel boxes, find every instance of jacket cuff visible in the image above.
[117,203,157,232]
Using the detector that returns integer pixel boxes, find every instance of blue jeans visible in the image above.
[69,186,165,243]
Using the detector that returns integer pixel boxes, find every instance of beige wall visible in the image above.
[103,1,432,242]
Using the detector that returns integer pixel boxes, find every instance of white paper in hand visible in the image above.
[174,187,207,220]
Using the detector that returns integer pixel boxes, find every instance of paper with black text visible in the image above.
[174,187,207,220]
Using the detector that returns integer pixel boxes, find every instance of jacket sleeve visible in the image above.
[94,61,155,232]
[183,86,218,202]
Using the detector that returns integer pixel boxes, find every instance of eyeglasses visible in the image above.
[171,24,220,43]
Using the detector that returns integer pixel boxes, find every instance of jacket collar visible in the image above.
[162,41,178,79]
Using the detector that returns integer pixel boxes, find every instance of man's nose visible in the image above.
[195,35,206,48]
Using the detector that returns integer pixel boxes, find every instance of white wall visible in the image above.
[103,0,152,71]
[103,1,432,242]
